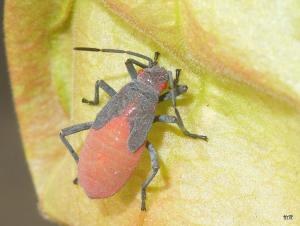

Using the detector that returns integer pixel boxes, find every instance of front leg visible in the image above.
[154,115,208,141]
[125,52,160,80]
[125,58,148,80]
[159,69,186,102]
[160,69,208,141]
[159,84,188,102]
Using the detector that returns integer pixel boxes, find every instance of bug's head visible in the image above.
[137,65,169,93]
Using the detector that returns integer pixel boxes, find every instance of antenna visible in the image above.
[74,47,153,63]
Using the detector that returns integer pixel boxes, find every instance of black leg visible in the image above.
[125,52,160,79]
[141,142,160,211]
[153,52,160,64]
[59,121,93,163]
[73,178,78,185]
[165,70,208,141]
[154,115,177,124]
[154,114,208,140]
[125,58,148,80]
[82,80,117,105]
[159,84,188,102]
[174,109,207,140]
[159,69,187,102]
[174,68,181,85]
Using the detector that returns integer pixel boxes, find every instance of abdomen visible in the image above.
[78,115,145,198]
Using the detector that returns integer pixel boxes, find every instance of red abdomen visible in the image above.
[78,115,145,198]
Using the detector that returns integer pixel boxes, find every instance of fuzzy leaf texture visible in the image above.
[4,0,300,226]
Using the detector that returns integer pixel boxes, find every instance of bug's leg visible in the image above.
[154,115,208,141]
[153,115,177,124]
[60,121,93,184]
[174,68,181,84]
[141,142,160,211]
[153,51,160,64]
[73,178,79,185]
[82,80,117,105]
[59,121,93,163]
[125,51,160,80]
[125,58,148,80]
[159,69,186,102]
[159,84,188,102]
[173,109,207,141]
[166,70,208,141]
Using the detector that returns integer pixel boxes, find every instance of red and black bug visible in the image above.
[59,47,207,211]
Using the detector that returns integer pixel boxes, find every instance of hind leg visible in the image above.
[59,122,93,163]
[59,122,93,184]
[141,142,160,211]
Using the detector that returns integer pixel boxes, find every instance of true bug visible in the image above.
[59,47,207,211]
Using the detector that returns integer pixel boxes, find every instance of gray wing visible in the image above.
[127,95,157,152]
[92,81,159,152]
[92,82,137,129]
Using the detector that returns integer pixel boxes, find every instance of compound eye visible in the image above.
[159,82,168,91]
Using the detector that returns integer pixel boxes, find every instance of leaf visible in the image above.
[5,0,300,226]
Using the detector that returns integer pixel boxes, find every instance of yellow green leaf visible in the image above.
[5,0,300,226]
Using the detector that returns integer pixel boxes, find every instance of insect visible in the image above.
[59,47,208,211]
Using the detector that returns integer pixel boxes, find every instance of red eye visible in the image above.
[160,82,168,91]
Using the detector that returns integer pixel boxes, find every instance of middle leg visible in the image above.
[82,80,117,105]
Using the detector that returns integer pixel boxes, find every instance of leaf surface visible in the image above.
[5,0,300,225]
